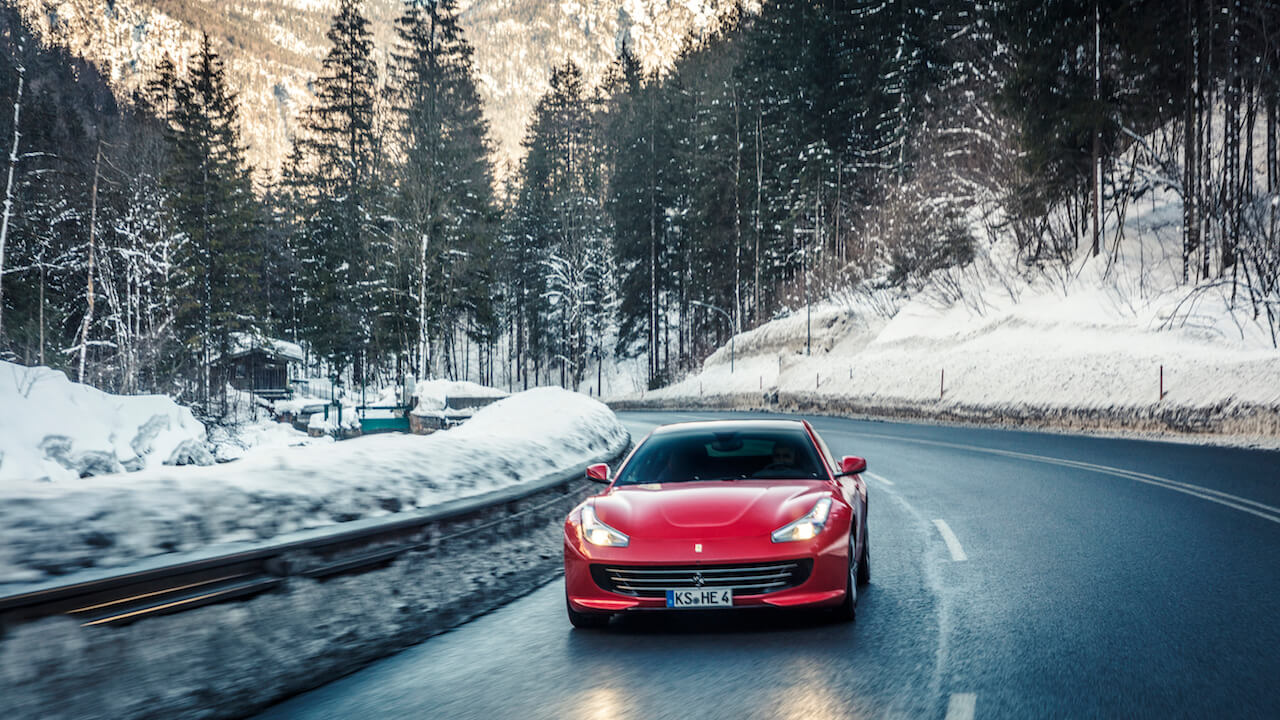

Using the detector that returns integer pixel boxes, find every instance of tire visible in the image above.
[566,596,611,629]
[856,525,870,587]
[832,536,858,622]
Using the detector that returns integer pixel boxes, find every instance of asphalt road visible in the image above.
[256,410,1280,719]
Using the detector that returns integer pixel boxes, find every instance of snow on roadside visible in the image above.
[0,361,208,483]
[617,190,1280,440]
[0,387,627,583]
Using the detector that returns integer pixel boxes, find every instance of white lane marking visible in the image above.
[860,432,1280,526]
[866,471,894,486]
[932,519,969,562]
[945,693,977,720]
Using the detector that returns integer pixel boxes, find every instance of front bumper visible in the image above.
[563,528,850,613]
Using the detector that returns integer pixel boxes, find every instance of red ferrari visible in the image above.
[563,419,869,628]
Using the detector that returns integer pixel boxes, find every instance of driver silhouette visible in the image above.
[767,441,797,470]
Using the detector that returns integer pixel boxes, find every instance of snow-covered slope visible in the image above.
[0,361,208,483]
[12,0,753,174]
[617,188,1280,442]
[0,386,627,582]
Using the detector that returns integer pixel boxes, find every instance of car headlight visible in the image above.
[581,504,630,547]
[771,497,833,543]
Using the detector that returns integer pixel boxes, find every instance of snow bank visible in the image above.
[0,387,627,582]
[0,362,208,484]
[413,378,508,414]
[618,191,1280,442]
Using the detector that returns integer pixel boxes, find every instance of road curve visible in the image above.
[255,410,1280,719]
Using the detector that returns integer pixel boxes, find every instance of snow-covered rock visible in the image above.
[412,378,507,415]
[0,387,627,582]
[0,361,208,484]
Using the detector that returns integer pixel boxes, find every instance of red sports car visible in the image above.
[563,419,869,628]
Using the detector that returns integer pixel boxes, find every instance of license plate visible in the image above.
[666,588,733,608]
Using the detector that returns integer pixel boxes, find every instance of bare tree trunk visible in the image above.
[1223,0,1241,275]
[835,163,843,266]
[733,84,741,336]
[1269,92,1277,197]
[1184,0,1198,283]
[418,232,430,377]
[649,88,658,386]
[1202,0,1214,281]
[1091,0,1102,258]
[78,142,102,384]
[0,64,24,342]
[38,261,44,365]
[754,109,762,325]
[1268,89,1277,248]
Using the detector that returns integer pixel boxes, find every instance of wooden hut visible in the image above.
[214,334,304,399]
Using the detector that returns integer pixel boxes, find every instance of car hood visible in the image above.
[594,481,831,539]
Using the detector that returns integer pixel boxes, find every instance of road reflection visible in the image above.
[768,658,860,720]
[561,610,865,720]
[572,687,628,720]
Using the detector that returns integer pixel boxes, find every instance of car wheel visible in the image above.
[566,595,610,629]
[856,525,870,587]
[832,537,858,622]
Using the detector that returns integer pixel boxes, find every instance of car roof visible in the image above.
[650,419,811,437]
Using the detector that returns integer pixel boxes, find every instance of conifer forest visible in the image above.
[0,0,1278,413]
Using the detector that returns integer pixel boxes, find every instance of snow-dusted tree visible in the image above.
[295,0,387,380]
[163,34,260,405]
[97,165,177,394]
[603,45,666,384]
[514,62,613,388]
[390,0,498,379]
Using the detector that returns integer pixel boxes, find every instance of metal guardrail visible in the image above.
[0,437,630,633]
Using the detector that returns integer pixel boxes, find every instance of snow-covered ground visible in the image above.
[0,387,627,583]
[0,362,210,483]
[615,188,1280,443]
[201,385,331,461]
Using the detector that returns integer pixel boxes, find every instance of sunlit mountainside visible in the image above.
[13,0,752,175]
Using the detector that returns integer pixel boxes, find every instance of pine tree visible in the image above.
[295,0,385,379]
[604,46,663,382]
[508,62,613,388]
[391,0,498,379]
[165,33,260,406]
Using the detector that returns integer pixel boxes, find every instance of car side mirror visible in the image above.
[586,463,611,483]
[837,456,867,476]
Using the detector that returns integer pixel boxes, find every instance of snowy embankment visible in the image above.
[0,362,209,483]
[617,197,1280,444]
[0,387,627,583]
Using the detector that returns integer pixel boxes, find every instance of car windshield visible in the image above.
[613,428,826,485]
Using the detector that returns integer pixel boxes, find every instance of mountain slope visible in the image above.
[12,0,753,175]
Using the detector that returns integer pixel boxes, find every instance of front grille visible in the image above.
[591,560,813,598]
